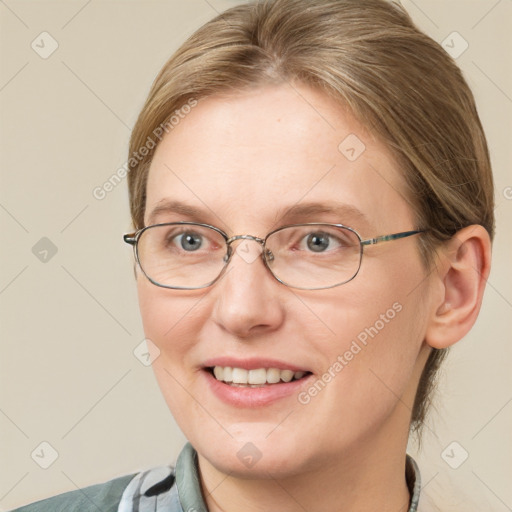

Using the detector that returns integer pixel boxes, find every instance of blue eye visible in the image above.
[177,232,203,251]
[299,231,348,253]
[306,232,331,252]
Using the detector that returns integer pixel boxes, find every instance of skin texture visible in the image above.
[136,83,491,512]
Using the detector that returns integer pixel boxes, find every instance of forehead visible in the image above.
[145,84,414,235]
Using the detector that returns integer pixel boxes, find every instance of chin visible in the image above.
[198,435,313,479]
[184,420,326,479]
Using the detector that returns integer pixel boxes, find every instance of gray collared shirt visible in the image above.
[11,443,421,511]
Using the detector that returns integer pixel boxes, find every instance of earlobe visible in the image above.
[425,225,492,349]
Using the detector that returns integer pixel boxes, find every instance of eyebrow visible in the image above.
[276,203,371,228]
[147,200,230,229]
[147,199,371,231]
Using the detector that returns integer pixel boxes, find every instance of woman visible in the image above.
[12,0,494,510]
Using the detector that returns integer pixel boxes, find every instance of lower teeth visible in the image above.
[229,383,271,387]
[226,380,301,387]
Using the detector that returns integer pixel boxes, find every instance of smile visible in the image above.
[209,366,310,387]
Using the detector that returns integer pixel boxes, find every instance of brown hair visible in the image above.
[126,0,495,432]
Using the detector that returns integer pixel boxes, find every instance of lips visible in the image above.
[201,357,312,407]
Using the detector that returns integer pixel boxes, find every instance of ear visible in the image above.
[425,225,492,349]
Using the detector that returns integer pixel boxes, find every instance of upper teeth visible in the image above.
[212,366,306,385]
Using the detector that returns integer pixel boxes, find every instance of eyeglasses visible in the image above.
[123,222,425,291]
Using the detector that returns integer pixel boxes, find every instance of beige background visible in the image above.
[0,0,511,509]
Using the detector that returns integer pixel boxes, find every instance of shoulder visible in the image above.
[10,464,182,512]
[9,473,136,512]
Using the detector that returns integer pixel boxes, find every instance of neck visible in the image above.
[198,411,413,512]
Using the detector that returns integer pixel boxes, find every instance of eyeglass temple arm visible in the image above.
[361,230,425,246]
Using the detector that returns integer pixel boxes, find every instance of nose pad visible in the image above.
[265,248,274,263]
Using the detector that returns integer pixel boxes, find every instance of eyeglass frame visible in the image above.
[123,221,426,291]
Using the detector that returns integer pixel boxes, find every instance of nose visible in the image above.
[210,238,286,339]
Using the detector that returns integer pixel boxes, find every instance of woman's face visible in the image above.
[137,84,434,477]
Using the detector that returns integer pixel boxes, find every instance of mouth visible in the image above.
[205,366,312,387]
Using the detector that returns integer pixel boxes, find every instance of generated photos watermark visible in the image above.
[298,301,402,405]
[92,98,198,201]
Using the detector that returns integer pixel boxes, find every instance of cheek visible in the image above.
[137,278,204,351]
[296,265,428,431]
[137,279,207,427]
